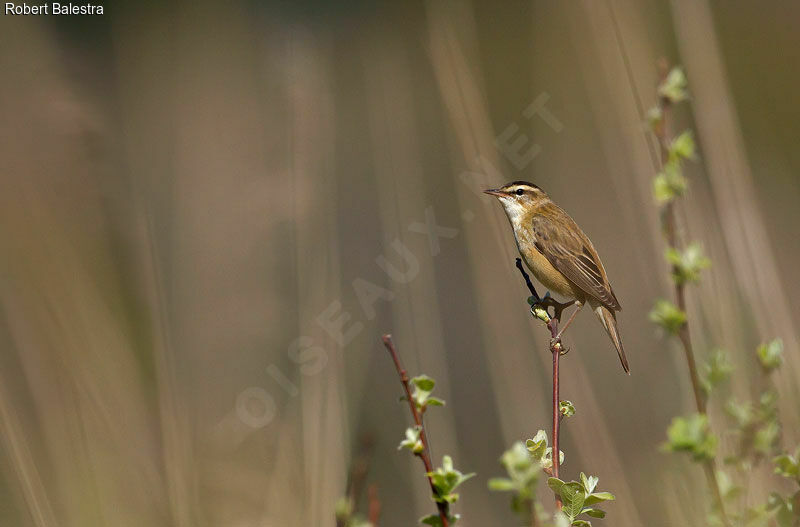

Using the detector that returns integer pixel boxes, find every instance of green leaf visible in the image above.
[412,375,435,392]
[666,243,711,285]
[663,413,717,461]
[725,398,754,428]
[583,508,606,518]
[572,521,592,527]
[420,514,442,526]
[580,472,599,494]
[526,430,549,462]
[560,400,576,418]
[553,512,571,527]
[428,456,474,504]
[487,478,515,491]
[547,477,566,494]
[649,299,687,335]
[335,497,354,520]
[754,421,780,455]
[426,397,446,407]
[398,426,424,454]
[773,453,799,481]
[584,492,616,506]
[668,130,696,163]
[658,66,689,103]
[653,161,688,204]
[542,447,565,469]
[560,482,586,520]
[700,349,733,396]
[757,339,783,372]
[715,470,742,502]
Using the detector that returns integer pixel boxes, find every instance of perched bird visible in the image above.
[484,181,630,373]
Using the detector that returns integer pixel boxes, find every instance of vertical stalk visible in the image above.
[381,335,450,527]
[550,329,563,511]
[654,60,729,527]
[515,258,563,510]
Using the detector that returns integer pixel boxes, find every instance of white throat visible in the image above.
[499,197,527,229]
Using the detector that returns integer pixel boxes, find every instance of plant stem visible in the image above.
[654,59,730,527]
[381,335,450,527]
[367,484,381,526]
[514,259,563,510]
[550,325,562,511]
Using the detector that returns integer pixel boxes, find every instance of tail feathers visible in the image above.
[593,304,630,374]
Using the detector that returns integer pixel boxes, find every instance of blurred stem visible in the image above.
[381,335,450,527]
[654,59,730,527]
[515,259,563,511]
[367,484,381,527]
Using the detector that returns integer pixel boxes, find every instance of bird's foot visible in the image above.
[550,337,570,355]
[536,295,576,322]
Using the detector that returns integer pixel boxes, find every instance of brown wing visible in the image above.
[531,210,621,311]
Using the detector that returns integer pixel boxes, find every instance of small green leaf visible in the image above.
[584,492,616,506]
[425,397,445,407]
[663,413,717,461]
[412,375,435,392]
[487,478,515,491]
[420,514,443,526]
[560,482,586,520]
[725,398,754,428]
[335,497,354,520]
[754,421,780,455]
[583,508,606,518]
[580,472,599,495]
[428,456,474,504]
[547,477,566,493]
[668,130,696,162]
[560,400,576,418]
[757,339,783,372]
[572,521,592,527]
[398,426,424,454]
[773,453,799,481]
[649,299,687,335]
[666,243,711,285]
[653,161,688,204]
[658,66,689,103]
[526,430,549,462]
[700,349,733,396]
[553,512,572,527]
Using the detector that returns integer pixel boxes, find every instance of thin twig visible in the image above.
[654,59,730,527]
[381,335,450,527]
[367,484,381,526]
[515,261,563,510]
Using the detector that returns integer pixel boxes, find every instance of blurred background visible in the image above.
[1,0,799,525]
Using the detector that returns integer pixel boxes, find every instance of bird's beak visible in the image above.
[483,188,509,198]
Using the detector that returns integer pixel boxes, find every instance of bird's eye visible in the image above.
[515,189,525,196]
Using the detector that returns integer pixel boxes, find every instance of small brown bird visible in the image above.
[485,181,630,373]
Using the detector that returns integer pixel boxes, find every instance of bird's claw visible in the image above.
[549,336,570,355]
[534,295,575,322]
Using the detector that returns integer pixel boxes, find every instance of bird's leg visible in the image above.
[553,302,584,341]
[537,296,576,322]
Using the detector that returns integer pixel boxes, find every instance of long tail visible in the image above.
[593,303,630,374]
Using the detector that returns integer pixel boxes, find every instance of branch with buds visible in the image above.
[381,334,473,527]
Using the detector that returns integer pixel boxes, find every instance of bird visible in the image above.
[484,181,630,374]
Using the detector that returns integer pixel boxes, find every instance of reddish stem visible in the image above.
[654,59,729,527]
[381,335,450,527]
[548,318,563,510]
